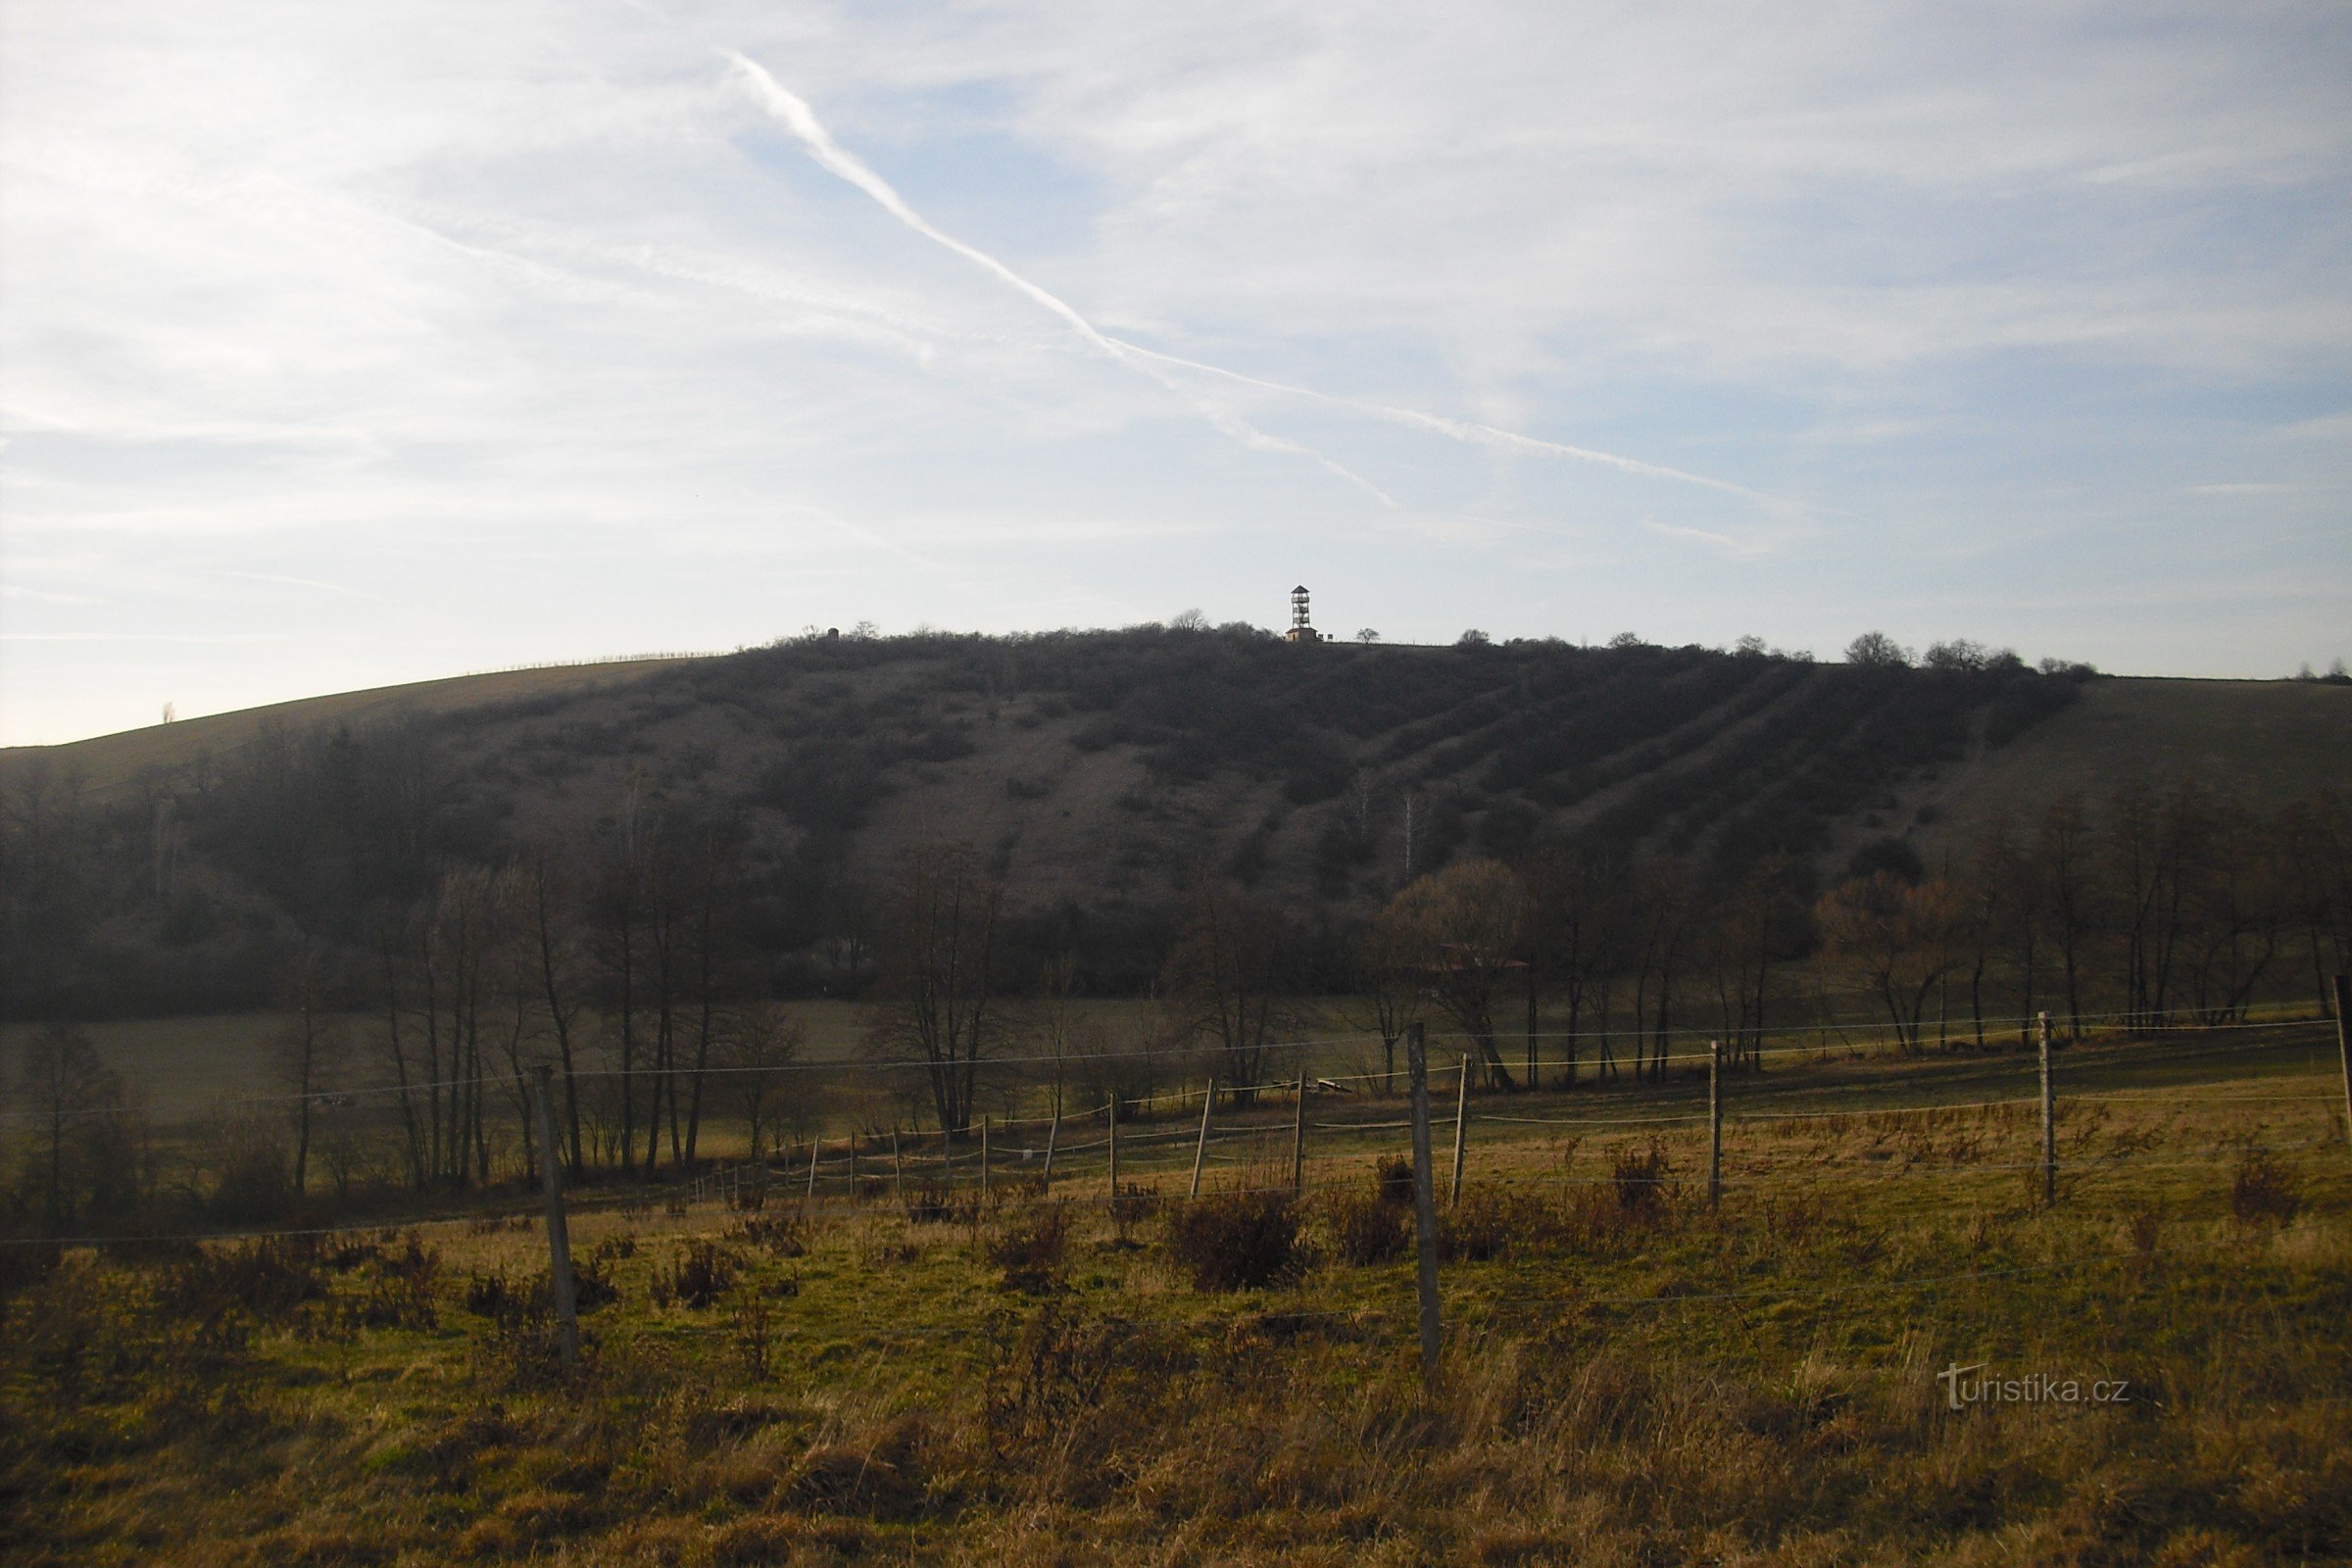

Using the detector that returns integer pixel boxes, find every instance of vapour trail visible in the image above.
[727,53,1395,508]
[1115,342,1792,513]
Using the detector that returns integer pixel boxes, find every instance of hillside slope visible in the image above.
[0,657,691,802]
[4,628,2345,1018]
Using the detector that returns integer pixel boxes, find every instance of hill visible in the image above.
[2,657,693,802]
[2,627,2346,1019]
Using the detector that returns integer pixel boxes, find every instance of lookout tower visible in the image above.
[1286,584,1320,644]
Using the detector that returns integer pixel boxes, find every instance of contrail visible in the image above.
[727,53,1395,507]
[1114,342,1791,512]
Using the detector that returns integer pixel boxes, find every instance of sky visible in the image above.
[3,1,2348,745]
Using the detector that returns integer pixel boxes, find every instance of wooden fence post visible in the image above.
[1190,1079,1215,1199]
[981,1117,991,1200]
[1106,1097,1119,1197]
[941,1124,953,1194]
[892,1128,904,1199]
[2332,975,2351,1160]
[1291,1072,1308,1193]
[1708,1039,1723,1209]
[1405,1023,1442,1386]
[1450,1054,1471,1206]
[531,1066,578,1368]
[806,1137,818,1204]
[2039,1010,2057,1208]
[1043,1105,1060,1183]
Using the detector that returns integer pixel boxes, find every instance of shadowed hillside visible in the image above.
[2,626,2345,1020]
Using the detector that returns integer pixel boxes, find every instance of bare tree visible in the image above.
[16,1022,134,1233]
[1627,856,1691,1082]
[523,847,588,1177]
[2037,793,2096,1041]
[1816,871,1964,1053]
[270,944,342,1200]
[1955,821,2014,1050]
[589,835,647,1175]
[1161,877,1299,1106]
[681,823,741,1169]
[1382,858,1526,1089]
[722,1003,803,1160]
[1355,906,1426,1094]
[865,843,1004,1137]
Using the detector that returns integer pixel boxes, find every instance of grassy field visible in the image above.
[5,1026,2349,1565]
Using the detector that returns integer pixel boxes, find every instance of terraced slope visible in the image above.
[5,629,2343,1018]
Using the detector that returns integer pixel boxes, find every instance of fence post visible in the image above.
[892,1128,904,1199]
[1708,1039,1723,1209]
[2332,974,2351,1160]
[1291,1072,1309,1193]
[806,1137,819,1204]
[1191,1079,1215,1199]
[1450,1054,1471,1206]
[531,1066,578,1368]
[1405,1023,1442,1386]
[1107,1098,1119,1197]
[848,1135,858,1198]
[2039,1010,2057,1208]
[1043,1105,1060,1183]
[941,1124,953,1195]
[981,1117,991,1200]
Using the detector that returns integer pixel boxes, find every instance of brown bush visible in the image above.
[1441,1189,1538,1262]
[985,1207,1068,1294]
[731,1212,808,1258]
[1328,1192,1409,1266]
[158,1235,326,1323]
[2230,1148,2301,1223]
[654,1240,743,1309]
[1611,1143,1675,1217]
[903,1180,971,1226]
[571,1252,619,1310]
[463,1269,518,1319]
[1164,1190,1300,1291]
[341,1233,440,1331]
[1109,1181,1160,1244]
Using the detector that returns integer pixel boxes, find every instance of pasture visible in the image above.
[5,1024,2348,1565]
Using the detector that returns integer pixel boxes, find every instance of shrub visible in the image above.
[1611,1144,1674,1218]
[904,1181,969,1226]
[732,1213,808,1258]
[1327,1193,1409,1267]
[570,1253,619,1311]
[340,1233,440,1331]
[158,1235,325,1323]
[985,1208,1068,1294]
[2230,1148,2300,1223]
[1329,1156,1419,1266]
[464,1270,518,1319]
[1109,1182,1160,1245]
[1440,1189,1530,1262]
[654,1241,742,1309]
[1164,1191,1299,1292]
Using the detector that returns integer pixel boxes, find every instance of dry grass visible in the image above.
[4,1061,2349,1566]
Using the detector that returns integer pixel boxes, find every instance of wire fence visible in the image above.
[11,1016,2342,1252]
[4,1004,2337,1129]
